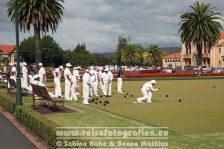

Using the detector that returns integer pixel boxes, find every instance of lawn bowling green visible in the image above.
[44,78,224,148]
[85,79,224,134]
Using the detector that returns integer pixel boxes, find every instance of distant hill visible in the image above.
[161,47,181,54]
[92,52,114,58]
[92,47,181,57]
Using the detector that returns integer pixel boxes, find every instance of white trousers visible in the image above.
[83,83,90,104]
[117,78,123,93]
[102,81,112,96]
[71,83,78,100]
[64,79,71,100]
[54,78,62,97]
[138,89,152,102]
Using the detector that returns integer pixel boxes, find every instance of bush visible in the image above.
[0,91,16,114]
[15,106,59,147]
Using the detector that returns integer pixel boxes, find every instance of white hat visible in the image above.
[104,68,109,71]
[38,63,43,66]
[77,66,81,69]
[85,69,89,72]
[22,62,27,66]
[150,80,156,84]
[89,66,94,70]
[74,67,77,69]
[59,66,63,70]
[66,63,72,67]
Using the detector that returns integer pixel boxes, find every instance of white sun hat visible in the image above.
[150,80,157,84]
[38,63,43,66]
[66,63,72,67]
[22,62,27,66]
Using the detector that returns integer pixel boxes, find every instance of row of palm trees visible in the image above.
[116,43,165,66]
[7,1,223,67]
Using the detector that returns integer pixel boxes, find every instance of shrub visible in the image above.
[15,106,59,147]
[0,91,16,114]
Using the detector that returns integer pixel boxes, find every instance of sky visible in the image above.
[0,0,224,53]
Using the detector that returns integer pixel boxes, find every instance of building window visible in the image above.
[165,60,167,62]
[219,60,221,65]
[219,47,221,53]
[170,60,172,62]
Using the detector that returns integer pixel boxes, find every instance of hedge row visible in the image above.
[0,91,16,114]
[15,106,59,146]
[0,89,58,147]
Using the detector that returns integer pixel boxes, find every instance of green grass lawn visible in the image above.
[19,78,224,148]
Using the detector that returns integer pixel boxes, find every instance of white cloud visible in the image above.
[1,0,224,52]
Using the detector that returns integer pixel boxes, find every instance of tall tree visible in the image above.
[143,44,164,66]
[121,44,142,65]
[179,1,223,66]
[7,0,64,65]
[113,35,129,65]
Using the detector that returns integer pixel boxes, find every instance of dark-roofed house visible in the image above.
[0,45,16,66]
[163,52,182,68]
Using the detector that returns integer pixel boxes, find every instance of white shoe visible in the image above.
[76,92,80,95]
[73,99,78,101]
[95,95,99,97]
[146,100,152,103]
[83,102,89,105]
[137,98,143,103]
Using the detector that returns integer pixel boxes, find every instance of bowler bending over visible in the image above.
[136,80,160,103]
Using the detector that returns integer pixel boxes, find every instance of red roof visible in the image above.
[217,41,224,47]
[221,32,224,39]
[164,52,181,59]
[0,45,16,55]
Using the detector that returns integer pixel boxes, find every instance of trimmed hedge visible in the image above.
[0,89,58,147]
[15,106,59,147]
[0,90,16,114]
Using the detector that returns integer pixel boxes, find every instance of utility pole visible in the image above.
[15,0,22,105]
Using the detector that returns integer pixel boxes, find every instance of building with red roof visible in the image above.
[0,45,16,66]
[163,52,182,68]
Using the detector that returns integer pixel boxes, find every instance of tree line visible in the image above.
[19,35,166,67]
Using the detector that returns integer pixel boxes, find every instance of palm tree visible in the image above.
[143,44,164,66]
[179,1,223,66]
[7,0,64,64]
[121,44,142,65]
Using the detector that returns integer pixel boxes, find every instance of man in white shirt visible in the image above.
[82,69,91,104]
[117,67,124,93]
[89,66,99,97]
[137,80,160,103]
[10,64,17,81]
[21,62,30,91]
[73,66,80,95]
[71,73,78,101]
[54,66,63,97]
[37,63,46,85]
[101,68,113,96]
[64,63,72,100]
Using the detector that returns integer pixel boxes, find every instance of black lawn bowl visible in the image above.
[179,99,181,102]
[130,95,133,97]
[103,103,106,106]
[166,95,169,97]
[126,93,129,96]
[93,98,95,100]
[108,95,111,97]
[88,99,91,103]
[99,101,102,104]
[100,95,103,98]
[124,95,127,98]
[96,98,98,101]
[107,101,110,104]
[95,102,98,104]
[213,86,216,88]
[106,95,108,97]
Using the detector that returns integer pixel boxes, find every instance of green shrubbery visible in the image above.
[15,106,59,146]
[0,91,16,114]
[0,90,58,147]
